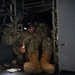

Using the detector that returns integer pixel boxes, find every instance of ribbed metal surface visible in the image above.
[17,0,52,13]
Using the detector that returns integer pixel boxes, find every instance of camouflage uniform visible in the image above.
[33,23,53,55]
[13,30,39,60]
[13,23,52,60]
[14,22,55,74]
[33,23,55,74]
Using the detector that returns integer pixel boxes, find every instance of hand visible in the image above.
[21,47,25,53]
[20,42,26,53]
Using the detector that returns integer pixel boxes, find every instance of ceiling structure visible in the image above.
[16,0,52,13]
[0,0,52,16]
[0,0,53,26]
[24,0,52,13]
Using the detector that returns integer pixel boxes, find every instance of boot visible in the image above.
[40,53,55,74]
[23,53,42,74]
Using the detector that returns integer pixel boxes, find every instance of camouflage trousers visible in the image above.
[26,37,53,55]
[15,34,52,60]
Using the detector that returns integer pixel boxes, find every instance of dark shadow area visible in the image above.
[34,10,53,30]
[0,45,15,65]
[60,70,75,75]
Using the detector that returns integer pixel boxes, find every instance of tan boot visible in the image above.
[23,53,42,74]
[40,53,55,74]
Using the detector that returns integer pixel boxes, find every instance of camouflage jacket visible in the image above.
[33,23,49,42]
[13,30,34,54]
